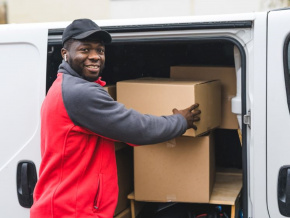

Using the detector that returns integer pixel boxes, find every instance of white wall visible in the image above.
[194,0,260,15]
[4,0,290,24]
[110,0,193,19]
[194,0,288,15]
[6,0,110,23]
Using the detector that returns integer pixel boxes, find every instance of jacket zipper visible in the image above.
[93,174,102,211]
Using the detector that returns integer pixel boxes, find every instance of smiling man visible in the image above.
[30,19,200,218]
[62,38,106,82]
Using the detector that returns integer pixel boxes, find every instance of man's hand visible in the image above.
[172,103,201,130]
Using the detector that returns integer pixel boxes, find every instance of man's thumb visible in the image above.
[172,108,178,114]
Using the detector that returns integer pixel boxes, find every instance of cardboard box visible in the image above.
[114,208,131,218]
[104,85,116,100]
[170,66,238,129]
[117,78,221,137]
[114,143,134,216]
[134,134,215,203]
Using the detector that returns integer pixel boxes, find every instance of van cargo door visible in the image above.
[267,9,290,218]
[0,25,47,217]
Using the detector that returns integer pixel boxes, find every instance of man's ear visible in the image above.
[61,48,68,62]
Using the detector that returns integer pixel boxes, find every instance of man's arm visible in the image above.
[63,77,200,145]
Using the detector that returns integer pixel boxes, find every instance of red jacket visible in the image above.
[31,73,119,217]
[30,61,187,218]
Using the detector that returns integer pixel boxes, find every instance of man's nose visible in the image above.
[88,50,101,60]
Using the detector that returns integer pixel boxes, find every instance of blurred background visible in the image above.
[0,0,290,24]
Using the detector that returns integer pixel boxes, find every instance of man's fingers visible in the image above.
[173,104,200,131]
[192,109,201,116]
[193,116,200,122]
[188,103,199,111]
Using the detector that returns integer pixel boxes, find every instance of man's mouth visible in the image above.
[85,65,100,72]
[86,65,100,69]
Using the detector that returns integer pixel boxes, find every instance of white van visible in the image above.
[1,7,290,218]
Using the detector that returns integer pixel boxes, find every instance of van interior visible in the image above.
[46,38,243,217]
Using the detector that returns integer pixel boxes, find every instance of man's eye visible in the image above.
[81,48,89,52]
[97,48,105,54]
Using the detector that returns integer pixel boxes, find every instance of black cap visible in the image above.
[62,18,112,45]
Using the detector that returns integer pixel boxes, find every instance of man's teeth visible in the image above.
[87,66,99,69]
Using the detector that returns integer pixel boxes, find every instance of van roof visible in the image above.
[0,11,260,30]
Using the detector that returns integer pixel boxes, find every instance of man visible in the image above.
[30,19,200,218]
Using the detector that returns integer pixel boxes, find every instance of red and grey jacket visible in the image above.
[30,61,187,218]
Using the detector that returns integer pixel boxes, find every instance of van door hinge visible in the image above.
[243,110,251,128]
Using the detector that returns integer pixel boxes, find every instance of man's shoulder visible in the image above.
[62,74,109,103]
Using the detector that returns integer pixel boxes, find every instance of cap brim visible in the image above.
[73,30,112,44]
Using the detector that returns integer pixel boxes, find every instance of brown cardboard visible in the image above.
[114,143,134,216]
[114,208,131,218]
[170,66,238,129]
[104,85,116,100]
[134,134,215,203]
[115,141,127,151]
[117,78,221,137]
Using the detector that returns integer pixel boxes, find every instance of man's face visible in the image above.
[64,39,106,82]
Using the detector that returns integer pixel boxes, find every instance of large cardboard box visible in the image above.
[134,134,215,203]
[104,85,116,100]
[170,66,238,129]
[117,78,221,137]
[114,143,134,216]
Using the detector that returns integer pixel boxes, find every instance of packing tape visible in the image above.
[166,194,177,202]
[166,139,176,148]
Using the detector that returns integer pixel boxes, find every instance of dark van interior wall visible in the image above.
[102,40,235,84]
[47,40,235,89]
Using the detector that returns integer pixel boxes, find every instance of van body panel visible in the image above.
[247,12,269,218]
[0,27,47,217]
[267,9,290,218]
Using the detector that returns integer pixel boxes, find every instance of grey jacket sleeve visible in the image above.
[62,75,187,145]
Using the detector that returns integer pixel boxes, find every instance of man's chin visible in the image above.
[83,71,103,82]
[84,76,99,82]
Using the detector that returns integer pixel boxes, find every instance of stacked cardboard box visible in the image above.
[103,85,117,100]
[170,66,238,129]
[114,143,133,216]
[114,208,131,218]
[117,77,221,203]
[134,135,215,203]
[117,78,221,137]
[104,87,134,216]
